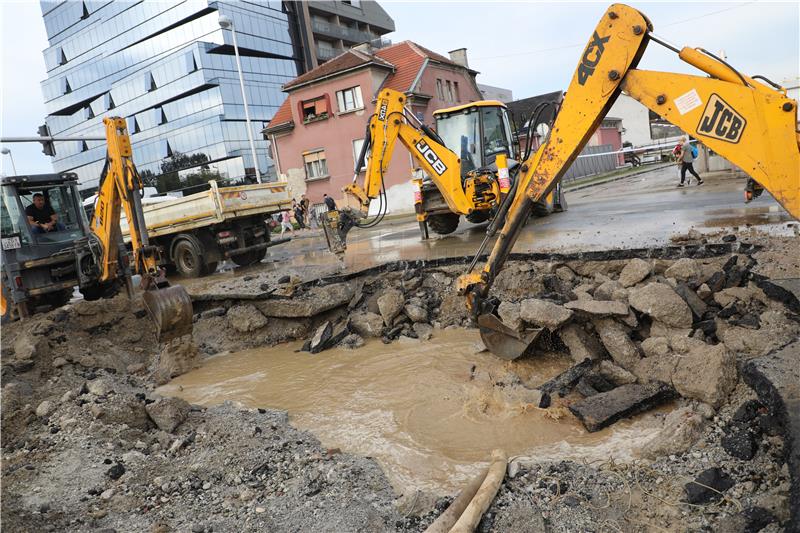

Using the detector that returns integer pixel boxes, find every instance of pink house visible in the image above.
[263,41,482,210]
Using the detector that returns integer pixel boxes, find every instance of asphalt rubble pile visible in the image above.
[2,232,799,532]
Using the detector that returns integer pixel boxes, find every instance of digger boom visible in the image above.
[459,3,800,358]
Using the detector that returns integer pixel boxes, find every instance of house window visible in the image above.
[84,105,94,120]
[436,79,444,100]
[303,150,329,179]
[445,80,454,103]
[453,81,460,102]
[155,106,167,125]
[104,93,115,110]
[336,86,363,113]
[301,97,329,123]
[352,138,369,171]
[60,77,71,95]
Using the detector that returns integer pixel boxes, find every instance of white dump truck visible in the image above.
[116,180,292,277]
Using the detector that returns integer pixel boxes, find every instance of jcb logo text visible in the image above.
[697,94,746,143]
[378,102,388,121]
[415,140,447,175]
[577,32,610,86]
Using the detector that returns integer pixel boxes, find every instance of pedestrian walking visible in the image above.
[677,136,703,187]
[323,193,337,211]
[300,194,310,226]
[293,200,306,230]
[279,210,294,236]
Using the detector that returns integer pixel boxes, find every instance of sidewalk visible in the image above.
[563,163,673,192]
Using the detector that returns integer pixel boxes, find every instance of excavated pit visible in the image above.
[2,231,798,532]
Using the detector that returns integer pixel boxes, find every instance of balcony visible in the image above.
[311,19,374,44]
[316,45,343,61]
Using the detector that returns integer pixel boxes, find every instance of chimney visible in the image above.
[448,48,469,68]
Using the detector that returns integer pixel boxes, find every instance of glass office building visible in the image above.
[40,0,301,193]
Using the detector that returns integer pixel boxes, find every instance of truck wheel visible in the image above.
[428,213,460,235]
[231,238,267,267]
[466,210,491,224]
[173,239,205,278]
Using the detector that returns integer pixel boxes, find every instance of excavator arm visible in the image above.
[322,89,477,253]
[90,117,193,341]
[458,3,799,358]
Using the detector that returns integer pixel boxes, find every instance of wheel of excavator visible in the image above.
[427,213,460,235]
[466,210,491,224]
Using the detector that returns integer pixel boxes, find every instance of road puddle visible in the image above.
[158,328,664,494]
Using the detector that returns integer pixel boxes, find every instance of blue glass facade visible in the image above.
[40,0,301,192]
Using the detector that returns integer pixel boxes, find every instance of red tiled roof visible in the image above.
[267,98,293,127]
[283,49,393,90]
[374,41,470,93]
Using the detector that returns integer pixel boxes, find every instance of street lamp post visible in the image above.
[1,147,18,175]
[218,14,262,183]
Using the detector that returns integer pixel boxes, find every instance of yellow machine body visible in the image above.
[458,3,799,359]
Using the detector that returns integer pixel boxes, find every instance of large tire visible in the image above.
[172,238,210,278]
[466,210,491,224]
[427,213,460,235]
[532,189,555,217]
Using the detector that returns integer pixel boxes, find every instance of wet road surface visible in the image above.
[180,166,795,290]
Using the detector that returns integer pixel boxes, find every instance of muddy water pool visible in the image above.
[158,329,664,494]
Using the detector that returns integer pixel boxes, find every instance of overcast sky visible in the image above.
[1,1,797,175]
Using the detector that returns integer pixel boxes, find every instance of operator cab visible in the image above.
[1,174,87,252]
[434,101,516,178]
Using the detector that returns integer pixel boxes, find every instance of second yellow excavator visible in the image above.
[456,3,799,360]
[321,88,565,253]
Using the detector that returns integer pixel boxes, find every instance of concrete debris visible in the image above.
[664,257,701,281]
[338,333,365,350]
[146,397,191,433]
[564,299,629,317]
[554,265,576,282]
[256,282,356,318]
[520,298,573,330]
[641,337,670,358]
[226,304,268,333]
[672,343,738,408]
[569,382,675,432]
[597,360,637,386]
[640,406,707,459]
[349,312,384,338]
[558,323,606,363]
[673,283,708,319]
[404,303,428,323]
[498,301,522,331]
[618,258,652,287]
[377,289,405,326]
[629,282,693,328]
[593,317,641,370]
[412,322,433,340]
[593,280,623,301]
[14,333,49,361]
[35,400,56,417]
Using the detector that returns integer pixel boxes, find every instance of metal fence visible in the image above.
[562,144,619,182]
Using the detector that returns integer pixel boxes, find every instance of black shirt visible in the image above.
[324,197,337,210]
[25,203,55,225]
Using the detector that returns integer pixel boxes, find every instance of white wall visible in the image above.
[606,93,652,147]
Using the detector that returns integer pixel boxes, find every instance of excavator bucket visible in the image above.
[477,313,544,361]
[141,284,193,343]
[321,210,347,254]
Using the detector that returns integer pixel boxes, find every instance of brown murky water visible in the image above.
[158,329,663,494]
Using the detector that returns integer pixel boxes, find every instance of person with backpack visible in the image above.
[677,136,703,187]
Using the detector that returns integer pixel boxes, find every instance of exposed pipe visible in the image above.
[449,449,508,533]
[422,466,489,533]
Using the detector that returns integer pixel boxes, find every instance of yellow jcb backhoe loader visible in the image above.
[321,88,566,253]
[1,117,192,341]
[455,3,799,360]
